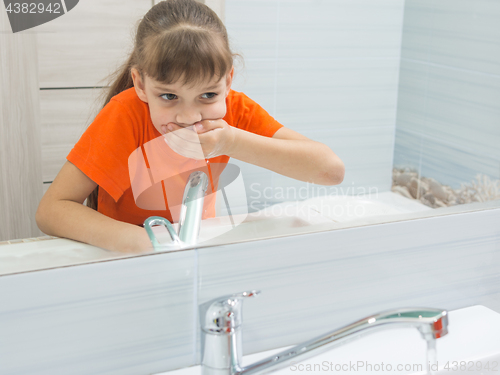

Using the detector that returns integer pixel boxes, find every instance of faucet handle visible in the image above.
[201,290,260,334]
[144,216,181,249]
[232,290,260,299]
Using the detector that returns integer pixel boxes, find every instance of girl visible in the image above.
[36,0,344,253]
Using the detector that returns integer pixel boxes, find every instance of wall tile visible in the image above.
[229,159,276,212]
[277,0,404,59]
[393,127,423,173]
[226,0,405,205]
[40,88,103,182]
[272,126,395,198]
[226,0,279,60]
[403,0,500,76]
[36,0,151,87]
[420,133,500,190]
[423,66,500,159]
[430,0,500,76]
[274,58,401,133]
[396,52,500,190]
[231,59,277,117]
[0,250,197,375]
[400,0,435,62]
[395,59,429,133]
[0,9,44,241]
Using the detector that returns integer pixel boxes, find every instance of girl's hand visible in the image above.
[161,119,236,159]
[196,119,236,158]
[162,123,205,159]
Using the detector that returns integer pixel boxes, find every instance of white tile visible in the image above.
[231,59,277,117]
[272,126,395,197]
[226,159,275,212]
[0,238,126,275]
[429,0,500,76]
[35,0,151,87]
[40,88,103,182]
[226,0,279,60]
[396,60,500,175]
[403,1,500,76]
[400,61,500,157]
[393,128,423,173]
[277,0,404,59]
[423,65,500,160]
[395,59,429,132]
[0,251,197,374]
[400,0,435,62]
[420,133,500,190]
[274,58,401,133]
[3,207,500,373]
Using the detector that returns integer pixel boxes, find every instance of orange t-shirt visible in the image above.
[67,87,283,225]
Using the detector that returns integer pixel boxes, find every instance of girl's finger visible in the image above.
[168,127,200,143]
[197,119,224,131]
[164,133,205,159]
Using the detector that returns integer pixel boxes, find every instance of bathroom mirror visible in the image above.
[191,0,500,244]
[1,0,499,275]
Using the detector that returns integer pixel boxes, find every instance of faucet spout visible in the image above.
[238,308,447,375]
[178,171,209,245]
[200,292,448,375]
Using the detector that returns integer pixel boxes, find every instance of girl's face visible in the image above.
[131,68,234,134]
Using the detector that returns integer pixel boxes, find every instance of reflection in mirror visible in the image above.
[2,0,500,276]
[224,0,500,238]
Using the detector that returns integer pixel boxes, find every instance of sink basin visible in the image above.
[150,213,317,246]
[155,305,500,375]
[149,192,435,248]
[302,192,432,223]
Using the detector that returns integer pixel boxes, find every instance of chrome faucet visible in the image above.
[200,291,448,375]
[144,171,209,248]
[178,171,209,245]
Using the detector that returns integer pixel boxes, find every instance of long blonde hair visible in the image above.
[87,0,236,210]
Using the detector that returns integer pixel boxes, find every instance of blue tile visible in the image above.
[400,0,435,62]
[196,208,500,357]
[273,127,395,197]
[395,59,430,133]
[231,59,277,117]
[396,60,500,160]
[429,0,500,76]
[420,135,500,190]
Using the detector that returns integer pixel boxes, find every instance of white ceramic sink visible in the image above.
[157,305,500,375]
[151,192,434,247]
[151,210,329,247]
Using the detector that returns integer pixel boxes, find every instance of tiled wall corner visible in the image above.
[395,0,500,189]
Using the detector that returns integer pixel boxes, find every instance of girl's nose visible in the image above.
[176,108,202,126]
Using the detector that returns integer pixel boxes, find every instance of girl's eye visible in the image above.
[201,92,217,99]
[161,93,177,101]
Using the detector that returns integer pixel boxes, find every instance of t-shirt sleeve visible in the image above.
[67,99,140,202]
[230,92,284,137]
